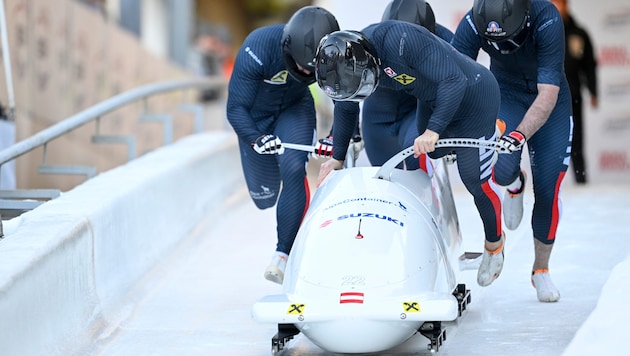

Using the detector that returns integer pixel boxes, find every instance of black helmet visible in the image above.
[315,30,380,102]
[282,6,339,83]
[382,0,436,34]
[472,0,531,54]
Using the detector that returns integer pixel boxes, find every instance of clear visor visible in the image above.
[342,68,377,102]
[318,67,378,102]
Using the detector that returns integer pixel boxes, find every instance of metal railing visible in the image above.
[0,77,226,221]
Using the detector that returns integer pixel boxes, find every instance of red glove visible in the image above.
[498,130,526,153]
[315,136,334,157]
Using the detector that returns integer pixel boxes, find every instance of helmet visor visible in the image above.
[316,44,378,102]
[319,67,377,102]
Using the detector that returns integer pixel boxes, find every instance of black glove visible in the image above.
[315,136,334,158]
[253,134,284,154]
[498,130,526,153]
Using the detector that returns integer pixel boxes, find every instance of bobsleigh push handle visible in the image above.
[374,147,415,181]
[374,138,506,181]
[282,142,357,168]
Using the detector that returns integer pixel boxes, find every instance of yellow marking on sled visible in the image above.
[403,301,421,313]
[287,303,305,314]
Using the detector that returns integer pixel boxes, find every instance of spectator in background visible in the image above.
[190,25,234,102]
[551,0,598,184]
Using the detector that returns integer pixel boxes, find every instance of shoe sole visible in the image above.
[264,268,284,285]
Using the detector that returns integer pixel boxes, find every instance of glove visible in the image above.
[315,136,334,158]
[351,135,364,161]
[498,130,526,153]
[253,134,284,154]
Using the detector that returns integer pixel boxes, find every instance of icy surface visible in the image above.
[80,177,630,356]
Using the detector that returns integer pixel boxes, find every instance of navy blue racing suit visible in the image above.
[332,21,504,243]
[451,0,572,244]
[362,23,454,170]
[226,24,315,254]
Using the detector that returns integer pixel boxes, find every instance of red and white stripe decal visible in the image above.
[548,171,566,241]
[340,292,364,304]
[320,219,332,228]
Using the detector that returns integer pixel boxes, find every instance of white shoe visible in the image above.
[503,170,526,230]
[264,251,288,285]
[531,269,560,302]
[477,233,505,287]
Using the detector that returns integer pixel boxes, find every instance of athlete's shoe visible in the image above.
[264,251,288,285]
[503,170,527,230]
[531,269,561,302]
[477,233,505,287]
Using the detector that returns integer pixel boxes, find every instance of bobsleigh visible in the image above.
[252,147,474,354]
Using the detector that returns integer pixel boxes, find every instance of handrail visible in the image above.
[0,77,225,166]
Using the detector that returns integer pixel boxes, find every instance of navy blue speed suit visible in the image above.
[226,24,315,254]
[362,24,454,170]
[451,0,572,245]
[332,21,504,243]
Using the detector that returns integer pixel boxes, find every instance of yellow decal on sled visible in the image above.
[287,303,305,314]
[394,73,416,85]
[403,301,421,313]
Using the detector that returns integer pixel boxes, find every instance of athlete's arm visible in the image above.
[517,5,564,139]
[515,83,559,139]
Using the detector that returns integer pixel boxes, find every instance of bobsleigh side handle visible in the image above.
[374,138,506,180]
[282,143,315,152]
[374,146,415,181]
[283,142,358,168]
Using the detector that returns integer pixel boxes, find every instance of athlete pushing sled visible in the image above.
[252,138,508,354]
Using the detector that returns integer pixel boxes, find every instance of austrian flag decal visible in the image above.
[384,67,397,78]
[340,292,364,304]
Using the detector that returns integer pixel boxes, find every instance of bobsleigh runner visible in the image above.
[252,139,503,354]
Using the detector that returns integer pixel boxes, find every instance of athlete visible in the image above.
[314,22,506,287]
[226,6,339,284]
[362,0,454,171]
[451,0,572,302]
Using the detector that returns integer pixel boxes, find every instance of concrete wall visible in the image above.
[0,132,243,355]
[0,0,196,190]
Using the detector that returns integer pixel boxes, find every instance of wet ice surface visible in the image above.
[82,181,630,356]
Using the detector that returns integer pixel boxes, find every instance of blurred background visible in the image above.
[0,0,628,192]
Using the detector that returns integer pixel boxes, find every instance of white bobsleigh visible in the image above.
[252,147,473,354]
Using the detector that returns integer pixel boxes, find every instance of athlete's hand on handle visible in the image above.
[317,158,343,187]
[413,129,439,157]
[498,130,526,153]
[315,136,334,158]
[253,134,284,154]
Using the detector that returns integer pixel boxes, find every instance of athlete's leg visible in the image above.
[363,119,402,167]
[273,105,316,255]
[238,139,281,210]
[526,92,571,302]
[493,95,529,230]
[527,104,571,251]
